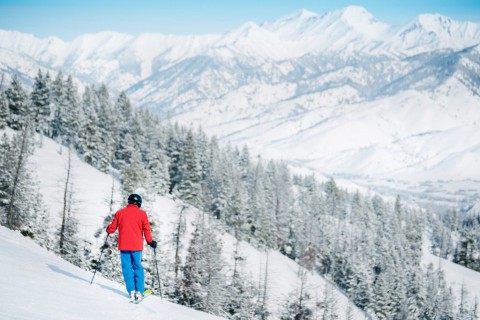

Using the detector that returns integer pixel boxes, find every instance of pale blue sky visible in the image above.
[1,0,479,40]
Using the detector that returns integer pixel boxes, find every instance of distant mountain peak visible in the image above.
[337,5,383,28]
[340,5,375,19]
[289,8,319,20]
[416,13,453,26]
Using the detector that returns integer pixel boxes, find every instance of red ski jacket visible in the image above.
[107,204,153,251]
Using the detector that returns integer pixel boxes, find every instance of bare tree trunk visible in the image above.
[59,146,72,253]
[174,205,186,278]
[233,236,241,279]
[260,250,270,320]
[108,175,115,215]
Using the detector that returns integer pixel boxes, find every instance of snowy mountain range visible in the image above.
[1,5,480,209]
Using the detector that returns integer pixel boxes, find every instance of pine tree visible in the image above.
[319,283,338,320]
[94,84,116,172]
[79,86,100,165]
[50,72,68,141]
[23,189,51,249]
[121,151,149,195]
[324,178,341,216]
[4,119,35,230]
[178,131,202,207]
[146,147,170,196]
[166,124,183,193]
[348,262,373,310]
[0,89,9,129]
[372,272,393,319]
[115,90,132,124]
[280,268,314,320]
[5,75,30,130]
[64,75,83,147]
[457,283,474,320]
[0,126,46,241]
[30,69,51,135]
[225,271,258,319]
[178,215,228,316]
[249,159,276,247]
[0,133,13,223]
[224,236,258,319]
[115,132,136,170]
[113,91,134,170]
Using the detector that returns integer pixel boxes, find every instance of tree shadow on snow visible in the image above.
[47,264,126,297]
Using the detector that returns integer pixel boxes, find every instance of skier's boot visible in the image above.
[136,292,143,303]
[130,291,136,302]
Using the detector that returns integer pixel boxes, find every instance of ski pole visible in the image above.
[153,247,163,302]
[90,233,109,285]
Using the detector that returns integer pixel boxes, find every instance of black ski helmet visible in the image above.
[128,194,142,207]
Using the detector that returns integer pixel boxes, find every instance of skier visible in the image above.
[106,193,157,303]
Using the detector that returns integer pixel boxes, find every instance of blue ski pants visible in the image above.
[120,250,144,295]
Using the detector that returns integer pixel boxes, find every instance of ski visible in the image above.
[129,289,152,304]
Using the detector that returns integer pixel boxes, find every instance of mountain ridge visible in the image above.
[1,6,480,208]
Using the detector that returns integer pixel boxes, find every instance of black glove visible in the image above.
[100,242,110,250]
[148,240,157,249]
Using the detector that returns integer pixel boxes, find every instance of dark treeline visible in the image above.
[0,70,478,319]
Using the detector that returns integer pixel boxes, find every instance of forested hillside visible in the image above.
[1,71,479,319]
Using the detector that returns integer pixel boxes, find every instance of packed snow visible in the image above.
[0,225,225,320]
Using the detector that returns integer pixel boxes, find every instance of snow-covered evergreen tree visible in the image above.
[0,88,10,129]
[50,72,68,141]
[121,151,149,195]
[178,214,228,317]
[319,283,338,320]
[146,147,170,196]
[64,75,83,148]
[177,131,202,207]
[79,86,100,165]
[5,75,29,130]
[94,84,116,172]
[2,119,35,230]
[30,69,51,135]
[280,268,314,320]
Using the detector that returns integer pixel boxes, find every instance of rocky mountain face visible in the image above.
[1,6,480,208]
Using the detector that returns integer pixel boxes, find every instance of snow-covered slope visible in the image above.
[423,237,480,304]
[0,225,225,320]
[27,132,367,319]
[1,6,480,208]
